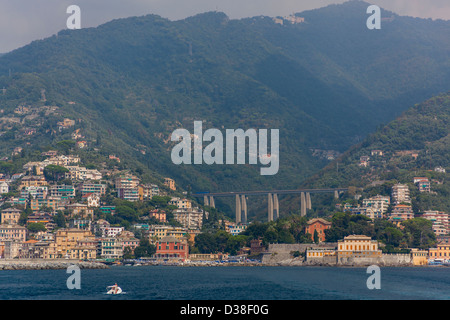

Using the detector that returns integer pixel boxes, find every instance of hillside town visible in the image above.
[0,108,448,267]
[0,143,448,267]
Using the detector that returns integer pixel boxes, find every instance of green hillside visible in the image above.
[302,92,450,214]
[0,1,448,200]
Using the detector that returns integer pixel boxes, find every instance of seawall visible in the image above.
[0,259,109,270]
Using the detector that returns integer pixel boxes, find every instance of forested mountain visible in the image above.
[0,1,448,196]
[300,92,450,215]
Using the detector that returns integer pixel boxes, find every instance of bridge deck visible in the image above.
[193,188,347,197]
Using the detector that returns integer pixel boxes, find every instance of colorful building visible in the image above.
[154,236,188,261]
[305,218,332,242]
[337,235,382,259]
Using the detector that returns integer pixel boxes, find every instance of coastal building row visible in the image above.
[305,234,448,266]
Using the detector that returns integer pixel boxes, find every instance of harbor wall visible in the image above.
[0,259,108,270]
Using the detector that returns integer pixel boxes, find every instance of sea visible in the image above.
[0,265,449,301]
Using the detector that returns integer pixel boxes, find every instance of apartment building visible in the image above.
[19,176,48,189]
[391,184,411,205]
[173,208,204,230]
[49,184,75,199]
[363,195,390,214]
[1,208,22,224]
[422,211,449,236]
[164,178,176,191]
[389,204,414,226]
[169,197,192,209]
[0,224,27,242]
[54,228,95,259]
[100,237,123,259]
[79,182,107,196]
[139,184,160,199]
[147,225,188,243]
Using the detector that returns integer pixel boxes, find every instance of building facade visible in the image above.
[305,218,332,242]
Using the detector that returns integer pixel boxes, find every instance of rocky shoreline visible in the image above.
[0,259,108,270]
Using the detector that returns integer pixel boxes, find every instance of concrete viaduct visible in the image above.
[192,188,348,223]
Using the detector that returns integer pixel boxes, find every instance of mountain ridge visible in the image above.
[0,1,448,200]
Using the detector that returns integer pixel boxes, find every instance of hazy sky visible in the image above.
[0,0,449,53]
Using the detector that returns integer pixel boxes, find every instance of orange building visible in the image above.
[305,218,332,242]
[148,209,166,223]
[164,178,176,191]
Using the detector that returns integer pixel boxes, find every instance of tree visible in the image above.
[123,246,134,260]
[53,211,66,228]
[55,140,76,154]
[43,165,69,182]
[313,229,319,244]
[27,222,46,233]
[134,239,156,258]
[401,218,436,249]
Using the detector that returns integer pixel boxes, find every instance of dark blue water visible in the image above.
[0,266,448,300]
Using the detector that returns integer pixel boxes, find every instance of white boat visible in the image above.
[106,284,122,294]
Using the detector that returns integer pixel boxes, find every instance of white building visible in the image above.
[102,226,125,238]
[422,211,449,236]
[169,197,192,209]
[173,208,203,230]
[362,195,390,215]
[391,184,411,205]
[0,181,9,194]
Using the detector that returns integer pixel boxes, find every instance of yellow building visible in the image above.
[55,228,96,259]
[41,242,58,259]
[429,243,450,261]
[19,176,48,189]
[169,197,192,209]
[306,248,336,259]
[1,208,22,224]
[411,248,428,266]
[147,225,188,244]
[66,203,94,219]
[337,235,382,258]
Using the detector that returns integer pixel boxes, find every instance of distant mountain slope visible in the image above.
[303,92,450,188]
[0,1,448,195]
[297,92,450,215]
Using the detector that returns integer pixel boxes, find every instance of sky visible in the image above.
[0,0,449,53]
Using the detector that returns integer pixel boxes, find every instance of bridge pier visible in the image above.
[241,195,247,223]
[194,188,348,222]
[236,195,241,224]
[235,194,247,224]
[306,192,311,210]
[204,195,215,208]
[301,192,306,216]
[267,193,279,222]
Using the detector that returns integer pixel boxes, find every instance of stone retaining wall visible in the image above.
[0,259,108,270]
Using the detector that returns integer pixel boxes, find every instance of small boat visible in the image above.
[428,259,443,266]
[106,284,122,294]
